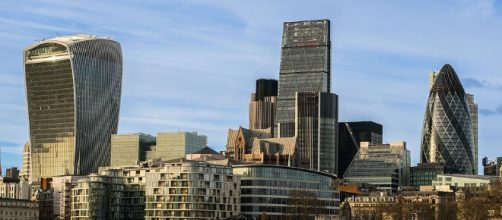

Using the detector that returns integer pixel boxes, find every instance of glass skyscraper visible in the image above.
[24,34,122,181]
[275,19,331,137]
[420,64,475,174]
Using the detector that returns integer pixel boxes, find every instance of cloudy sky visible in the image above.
[1,0,501,172]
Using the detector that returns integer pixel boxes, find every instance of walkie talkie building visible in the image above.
[420,64,475,174]
[24,34,122,181]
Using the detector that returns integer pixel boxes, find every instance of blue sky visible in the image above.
[0,0,501,172]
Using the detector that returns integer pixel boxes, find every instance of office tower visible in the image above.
[420,64,475,174]
[482,157,502,176]
[295,92,338,173]
[20,142,31,182]
[337,121,383,177]
[111,131,207,166]
[466,93,478,174]
[233,164,340,219]
[111,133,156,166]
[275,19,331,137]
[344,141,410,194]
[24,34,122,180]
[5,167,19,179]
[249,79,277,130]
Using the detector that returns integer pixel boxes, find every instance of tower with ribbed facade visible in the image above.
[420,64,475,174]
[275,19,331,138]
[24,34,122,181]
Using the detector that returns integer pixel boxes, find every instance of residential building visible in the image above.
[432,174,499,189]
[0,198,39,220]
[111,131,207,166]
[275,19,331,138]
[421,64,475,174]
[24,34,122,180]
[338,121,383,177]
[0,176,30,200]
[51,175,85,220]
[249,79,277,130]
[71,165,158,220]
[344,141,410,194]
[233,164,339,219]
[482,156,502,176]
[145,160,240,219]
[410,163,459,187]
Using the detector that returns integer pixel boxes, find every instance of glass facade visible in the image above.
[410,163,459,187]
[156,132,207,161]
[343,141,410,194]
[24,35,122,180]
[275,20,331,137]
[337,121,383,178]
[420,64,475,174]
[295,92,338,173]
[233,164,339,220]
[111,133,156,167]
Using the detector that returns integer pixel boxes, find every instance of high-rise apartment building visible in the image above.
[111,131,207,166]
[295,92,338,173]
[275,19,331,137]
[249,79,277,130]
[337,121,383,177]
[24,34,122,180]
[344,141,410,194]
[421,64,475,174]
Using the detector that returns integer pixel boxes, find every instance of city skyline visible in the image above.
[1,1,502,172]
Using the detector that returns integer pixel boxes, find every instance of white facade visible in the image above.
[432,174,498,188]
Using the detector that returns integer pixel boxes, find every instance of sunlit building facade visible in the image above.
[24,34,122,180]
[420,64,475,174]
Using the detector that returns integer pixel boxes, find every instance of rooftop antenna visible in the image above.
[435,47,439,72]
[0,147,2,177]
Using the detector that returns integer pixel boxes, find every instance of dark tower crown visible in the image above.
[431,64,465,93]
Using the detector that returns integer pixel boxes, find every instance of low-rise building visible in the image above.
[0,198,39,220]
[233,164,339,219]
[410,163,459,187]
[52,175,85,220]
[0,176,30,200]
[145,160,240,219]
[343,141,411,194]
[432,174,499,189]
[482,156,502,176]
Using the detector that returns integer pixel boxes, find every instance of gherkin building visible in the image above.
[420,64,475,174]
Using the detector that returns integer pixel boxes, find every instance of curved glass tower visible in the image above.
[24,35,122,181]
[420,64,474,174]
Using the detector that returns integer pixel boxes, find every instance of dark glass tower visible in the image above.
[295,92,338,173]
[420,64,475,174]
[275,19,331,137]
[255,79,277,101]
[24,35,122,180]
[249,79,277,130]
[337,121,382,177]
